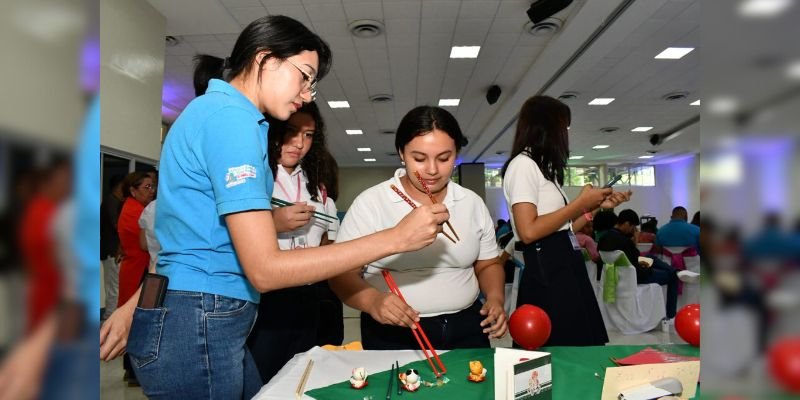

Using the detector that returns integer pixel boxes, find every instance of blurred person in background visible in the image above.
[744,212,798,262]
[592,209,617,242]
[100,174,124,320]
[18,159,72,334]
[655,206,701,251]
[575,220,600,263]
[598,209,680,322]
[638,218,658,244]
[116,171,155,385]
[690,211,700,227]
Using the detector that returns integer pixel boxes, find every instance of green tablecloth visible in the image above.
[305,344,700,399]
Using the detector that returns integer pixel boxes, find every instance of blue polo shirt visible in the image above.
[654,219,700,250]
[155,79,272,303]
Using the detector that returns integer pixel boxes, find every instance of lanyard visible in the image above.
[276,173,302,202]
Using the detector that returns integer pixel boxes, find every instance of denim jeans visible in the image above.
[639,258,679,318]
[127,290,261,399]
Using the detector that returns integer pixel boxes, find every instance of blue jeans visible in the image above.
[127,290,261,399]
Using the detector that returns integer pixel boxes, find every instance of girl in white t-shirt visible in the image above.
[331,106,508,350]
[502,96,631,346]
[248,102,342,383]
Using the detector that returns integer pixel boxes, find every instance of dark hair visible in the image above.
[690,211,700,226]
[395,106,468,153]
[122,172,150,198]
[671,206,688,220]
[593,210,617,232]
[317,148,339,202]
[641,219,658,233]
[108,174,125,189]
[193,15,332,98]
[617,209,640,226]
[267,102,330,202]
[501,96,571,185]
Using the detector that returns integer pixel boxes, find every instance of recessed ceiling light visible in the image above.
[638,155,654,159]
[328,101,350,108]
[787,60,800,80]
[588,98,615,105]
[592,145,610,149]
[363,158,377,162]
[438,99,460,107]
[654,47,695,59]
[690,99,701,106]
[449,46,480,58]
[569,155,584,160]
[631,127,653,132]
[708,97,739,115]
[357,147,371,152]
[346,129,363,135]
[738,0,792,18]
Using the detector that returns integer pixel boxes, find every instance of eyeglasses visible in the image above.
[285,59,318,101]
[139,184,155,191]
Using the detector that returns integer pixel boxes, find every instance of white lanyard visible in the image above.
[276,173,302,202]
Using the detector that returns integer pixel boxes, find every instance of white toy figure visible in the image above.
[350,367,368,389]
[399,369,421,392]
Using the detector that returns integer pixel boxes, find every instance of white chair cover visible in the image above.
[598,250,666,334]
[662,246,700,308]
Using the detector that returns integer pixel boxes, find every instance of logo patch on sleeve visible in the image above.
[225,165,257,188]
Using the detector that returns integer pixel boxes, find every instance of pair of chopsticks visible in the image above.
[389,182,457,244]
[270,198,337,224]
[412,171,460,243]
[381,270,446,377]
[387,363,395,399]
[295,359,314,399]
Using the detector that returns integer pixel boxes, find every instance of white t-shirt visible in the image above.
[138,200,160,263]
[337,168,500,317]
[503,153,571,240]
[274,165,337,249]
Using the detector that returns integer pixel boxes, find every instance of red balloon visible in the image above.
[675,304,700,347]
[508,305,551,350]
[768,337,800,393]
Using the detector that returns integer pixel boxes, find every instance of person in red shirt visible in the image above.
[18,160,71,333]
[116,172,155,308]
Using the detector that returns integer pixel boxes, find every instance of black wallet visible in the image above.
[138,273,169,309]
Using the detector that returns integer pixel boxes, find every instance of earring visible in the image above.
[401,161,406,166]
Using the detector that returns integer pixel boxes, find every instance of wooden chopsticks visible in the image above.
[389,184,456,244]
[381,269,447,377]
[270,198,338,224]
[412,171,460,242]
[295,359,314,399]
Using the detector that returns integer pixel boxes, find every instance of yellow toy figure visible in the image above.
[467,360,487,382]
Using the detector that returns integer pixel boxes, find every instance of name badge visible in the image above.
[291,235,307,249]
[567,231,582,251]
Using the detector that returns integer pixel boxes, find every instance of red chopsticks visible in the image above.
[413,171,460,242]
[381,269,447,377]
[389,184,456,244]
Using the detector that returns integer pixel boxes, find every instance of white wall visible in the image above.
[338,166,401,210]
[100,0,165,161]
[484,157,700,227]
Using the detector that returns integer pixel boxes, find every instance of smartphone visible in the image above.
[603,174,623,188]
[138,273,169,309]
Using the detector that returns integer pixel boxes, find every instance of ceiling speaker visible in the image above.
[486,85,501,105]
[526,0,573,25]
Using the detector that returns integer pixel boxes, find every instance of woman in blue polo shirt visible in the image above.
[107,16,449,399]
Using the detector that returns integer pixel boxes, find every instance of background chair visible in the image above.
[599,250,666,334]
[660,246,700,308]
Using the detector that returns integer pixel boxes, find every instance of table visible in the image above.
[252,344,700,399]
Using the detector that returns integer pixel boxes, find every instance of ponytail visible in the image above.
[193,55,227,96]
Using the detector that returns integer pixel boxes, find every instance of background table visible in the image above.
[252,344,699,399]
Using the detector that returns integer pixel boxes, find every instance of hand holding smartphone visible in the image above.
[603,174,623,188]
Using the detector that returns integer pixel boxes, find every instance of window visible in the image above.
[607,165,656,186]
[565,166,601,187]
[485,167,502,188]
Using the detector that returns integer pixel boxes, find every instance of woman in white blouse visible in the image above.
[502,96,630,346]
[331,106,508,350]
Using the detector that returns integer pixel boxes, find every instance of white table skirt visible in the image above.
[252,346,450,400]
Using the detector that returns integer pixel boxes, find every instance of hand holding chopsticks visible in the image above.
[390,183,457,244]
[270,198,337,225]
[413,171,460,242]
[382,270,447,378]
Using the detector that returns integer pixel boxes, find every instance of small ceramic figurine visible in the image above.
[467,360,487,382]
[398,369,421,392]
[350,367,368,389]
